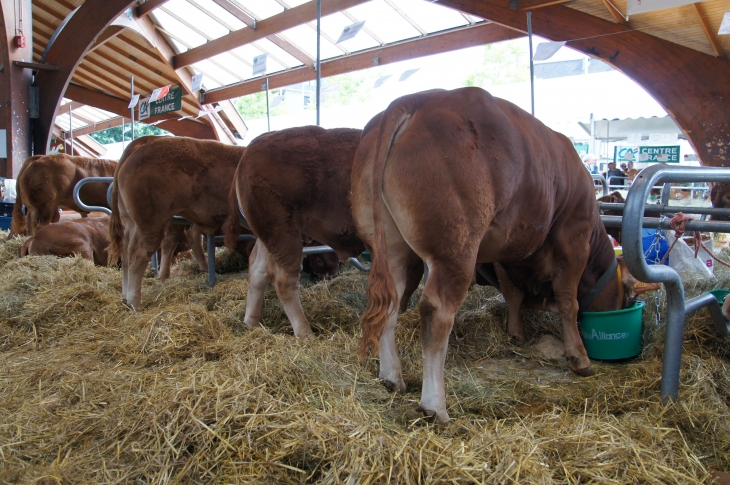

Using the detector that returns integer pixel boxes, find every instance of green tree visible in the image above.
[464,39,530,88]
[322,71,378,107]
[235,91,287,120]
[89,122,169,145]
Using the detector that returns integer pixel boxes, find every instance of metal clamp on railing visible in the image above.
[73,177,114,215]
[621,164,730,403]
[591,174,608,196]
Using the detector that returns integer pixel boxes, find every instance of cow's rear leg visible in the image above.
[188,225,207,272]
[399,253,424,313]
[159,224,185,281]
[125,229,156,311]
[418,260,473,423]
[267,237,314,338]
[493,263,526,345]
[243,240,271,330]
[552,277,593,376]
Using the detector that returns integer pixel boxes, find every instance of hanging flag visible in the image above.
[150,85,171,102]
[336,20,366,44]
[532,41,566,61]
[191,74,203,92]
[128,94,140,109]
[627,0,698,16]
[196,106,225,119]
[252,53,268,76]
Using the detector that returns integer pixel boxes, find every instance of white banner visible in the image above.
[627,0,698,16]
[252,53,268,76]
[191,73,203,92]
[337,20,365,44]
[128,94,140,109]
[532,41,566,61]
[626,133,642,145]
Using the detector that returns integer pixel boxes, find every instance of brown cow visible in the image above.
[109,136,253,309]
[710,182,730,221]
[352,88,651,422]
[223,125,422,338]
[10,154,117,237]
[20,216,111,265]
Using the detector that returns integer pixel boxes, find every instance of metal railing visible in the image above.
[73,178,370,285]
[619,164,730,403]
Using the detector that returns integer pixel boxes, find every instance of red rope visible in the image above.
[658,212,730,269]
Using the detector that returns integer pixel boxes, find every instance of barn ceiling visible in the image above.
[30,0,730,139]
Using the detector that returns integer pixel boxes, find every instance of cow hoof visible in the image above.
[509,333,527,346]
[574,366,595,377]
[417,404,450,424]
[380,378,406,394]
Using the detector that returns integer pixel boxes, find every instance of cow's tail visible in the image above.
[223,164,243,250]
[9,156,39,237]
[107,157,126,266]
[359,101,417,357]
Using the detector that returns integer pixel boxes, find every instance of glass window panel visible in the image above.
[231,0,284,20]
[151,10,207,48]
[388,0,467,33]
[285,0,311,6]
[189,0,247,30]
[254,37,305,68]
[192,59,240,86]
[162,0,229,40]
[279,24,343,60]
[210,51,252,79]
[345,0,421,43]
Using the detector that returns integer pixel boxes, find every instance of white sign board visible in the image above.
[252,53,268,76]
[627,0,697,16]
[191,73,203,92]
[719,12,730,35]
[532,41,566,61]
[649,133,678,144]
[626,133,642,145]
[139,97,151,120]
[336,20,366,44]
[128,94,140,109]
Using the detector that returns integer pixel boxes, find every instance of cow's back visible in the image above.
[239,126,363,253]
[116,136,244,233]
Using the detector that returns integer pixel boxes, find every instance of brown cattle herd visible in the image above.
[9,86,692,422]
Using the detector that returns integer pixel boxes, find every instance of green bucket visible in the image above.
[580,300,645,360]
[361,250,371,263]
[708,289,730,304]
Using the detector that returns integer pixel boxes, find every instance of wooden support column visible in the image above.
[0,0,33,178]
[33,0,137,156]
[437,0,730,167]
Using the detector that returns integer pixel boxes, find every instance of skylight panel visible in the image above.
[253,37,306,68]
[209,51,253,78]
[162,0,230,40]
[279,24,344,60]
[192,59,241,86]
[188,0,247,30]
[151,10,208,48]
[75,106,109,123]
[388,0,468,33]
[231,0,284,20]
[346,0,421,43]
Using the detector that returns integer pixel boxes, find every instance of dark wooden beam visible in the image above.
[204,23,523,103]
[436,0,730,167]
[12,61,59,70]
[33,0,138,154]
[64,83,217,139]
[174,0,369,69]
[89,26,126,52]
[518,0,570,9]
[136,0,170,18]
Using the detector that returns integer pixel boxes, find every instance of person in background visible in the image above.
[583,154,599,174]
[606,162,626,188]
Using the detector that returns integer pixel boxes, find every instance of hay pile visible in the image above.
[1,230,730,484]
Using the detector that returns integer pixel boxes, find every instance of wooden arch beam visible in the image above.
[204,22,524,103]
[33,0,138,154]
[437,0,730,167]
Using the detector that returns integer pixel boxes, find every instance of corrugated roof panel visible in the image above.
[188,0,248,30]
[161,0,230,40]
[251,37,306,68]
[192,59,243,86]
[388,0,468,33]
[150,10,208,48]
[279,23,346,60]
[231,0,284,20]
[346,0,421,43]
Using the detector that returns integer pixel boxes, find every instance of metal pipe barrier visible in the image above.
[598,202,730,218]
[591,174,608,196]
[72,177,113,215]
[85,179,370,286]
[602,215,730,233]
[621,164,730,403]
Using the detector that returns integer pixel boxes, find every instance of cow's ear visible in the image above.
[617,257,661,294]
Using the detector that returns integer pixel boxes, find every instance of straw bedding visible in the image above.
[1,230,729,484]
